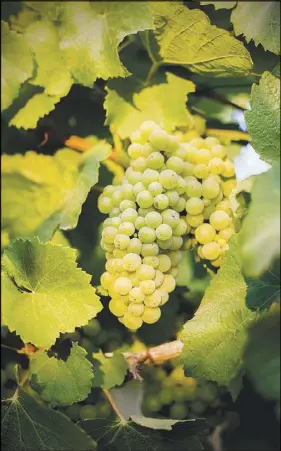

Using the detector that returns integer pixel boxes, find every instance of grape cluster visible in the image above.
[142,364,220,420]
[98,121,236,329]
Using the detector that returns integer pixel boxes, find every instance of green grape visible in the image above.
[219,227,234,241]
[148,181,163,196]
[158,254,172,272]
[159,169,178,189]
[211,144,226,159]
[157,238,173,250]
[174,197,186,213]
[173,218,189,236]
[100,271,114,289]
[166,156,183,174]
[131,157,147,172]
[136,264,156,280]
[186,214,204,228]
[193,164,209,180]
[114,277,132,295]
[201,242,221,260]
[138,226,156,244]
[127,303,145,317]
[168,250,182,266]
[153,194,169,210]
[194,148,212,165]
[126,169,143,185]
[135,216,146,230]
[118,222,135,236]
[143,168,159,186]
[127,238,142,254]
[166,190,180,207]
[202,178,220,199]
[142,306,161,324]
[102,226,118,244]
[122,253,142,272]
[186,179,202,198]
[119,200,136,212]
[176,177,188,195]
[80,405,98,420]
[120,208,138,224]
[143,256,159,268]
[103,185,115,196]
[97,402,112,418]
[122,312,143,330]
[81,338,95,353]
[170,236,183,250]
[170,403,188,419]
[182,161,195,176]
[160,274,176,293]
[222,159,235,178]
[136,190,154,208]
[161,209,180,228]
[184,144,198,163]
[154,270,164,288]
[159,291,169,306]
[210,210,230,230]
[109,299,128,316]
[128,143,144,159]
[197,384,217,402]
[190,400,206,415]
[139,121,159,141]
[147,151,165,169]
[138,207,154,217]
[144,290,162,307]
[140,280,156,295]
[114,234,130,250]
[150,129,169,150]
[141,243,159,257]
[129,287,145,303]
[83,319,101,338]
[98,197,113,214]
[195,223,216,244]
[156,224,173,240]
[66,403,81,421]
[208,157,225,175]
[109,207,121,217]
[121,184,135,200]
[145,211,163,229]
[186,197,204,215]
[223,179,236,197]
[143,395,162,412]
[216,199,232,214]
[133,181,146,196]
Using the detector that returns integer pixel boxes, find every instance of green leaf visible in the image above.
[239,162,280,277]
[92,351,128,390]
[150,2,252,76]
[231,2,280,55]
[9,92,61,130]
[1,387,96,450]
[244,307,280,402]
[1,21,34,111]
[55,1,154,87]
[1,238,102,349]
[30,343,94,407]
[245,72,280,164]
[199,1,237,9]
[79,417,206,451]
[105,72,195,139]
[246,268,280,311]
[180,234,259,386]
[1,143,110,242]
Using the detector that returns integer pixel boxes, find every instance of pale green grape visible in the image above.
[136,191,154,208]
[222,159,235,178]
[140,280,156,295]
[211,144,226,159]
[143,256,159,268]
[186,179,202,197]
[114,277,132,295]
[208,157,225,175]
[103,185,115,196]
[129,287,145,303]
[142,306,161,323]
[131,157,147,172]
[182,161,195,176]
[128,143,143,159]
[168,250,182,266]
[114,234,131,250]
[79,405,97,420]
[159,169,178,189]
[120,208,138,223]
[202,178,220,199]
[109,207,121,218]
[157,238,173,250]
[161,209,180,228]
[126,169,142,185]
[153,194,169,210]
[121,184,135,200]
[109,299,128,316]
[219,227,234,241]
[143,168,159,186]
[160,274,176,293]
[112,190,124,206]
[174,197,186,213]
[122,253,142,272]
[186,214,204,228]
[144,290,162,307]
[100,271,114,289]
[122,312,143,330]
[138,226,156,244]
[119,200,136,212]
[185,198,204,215]
[201,242,221,260]
[156,224,173,240]
[170,236,183,250]
[102,226,118,244]
[166,190,180,207]
[145,211,163,229]
[127,303,145,317]
[195,223,216,244]
[148,181,163,196]
[154,270,164,288]
[136,264,156,280]
[139,121,159,141]
[158,254,172,272]
[118,222,135,236]
[193,164,209,180]
[173,219,189,236]
[166,156,183,174]
[210,210,230,230]
[135,216,146,230]
[169,403,188,420]
[147,151,165,169]
[98,197,113,214]
[194,148,211,165]
[133,181,146,196]
[141,243,159,257]
[127,237,142,254]
[150,129,169,150]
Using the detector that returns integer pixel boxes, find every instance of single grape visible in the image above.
[142,256,159,268]
[127,303,145,317]
[169,403,188,420]
[170,236,183,250]
[154,270,164,288]
[122,253,142,272]
[166,156,183,174]
[210,210,230,230]
[142,306,161,324]
[133,181,146,196]
[142,168,159,186]
[122,312,143,330]
[202,178,220,199]
[129,287,145,303]
[186,214,204,228]
[166,190,180,207]
[173,218,189,236]
[208,157,225,175]
[141,243,159,257]
[127,237,142,254]
[139,121,159,140]
[144,290,162,307]
[193,164,209,180]
[195,223,216,244]
[161,209,180,228]
[102,226,118,244]
[109,299,128,316]
[136,190,154,208]
[145,211,163,229]
[148,181,163,196]
[219,227,234,241]
[186,198,204,215]
[114,234,131,250]
[131,157,147,172]
[160,274,176,293]
[153,194,169,210]
[119,200,136,212]
[118,222,135,236]
[98,197,113,214]
[159,170,178,189]
[150,129,169,150]
[201,242,221,260]
[126,169,143,185]
[138,226,156,244]
[79,405,98,420]
[222,159,235,178]
[156,224,173,240]
[136,264,156,280]
[186,179,202,198]
[120,208,138,224]
[140,280,156,295]
[158,254,172,272]
[128,143,144,159]
[135,216,146,230]
[210,144,226,159]
[114,277,132,295]
[147,151,165,169]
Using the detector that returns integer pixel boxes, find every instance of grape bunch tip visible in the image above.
[98,121,237,330]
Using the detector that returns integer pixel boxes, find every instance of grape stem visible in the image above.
[102,388,126,422]
[105,340,184,368]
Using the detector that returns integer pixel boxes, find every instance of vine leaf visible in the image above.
[239,162,280,278]
[1,21,33,111]
[1,387,96,450]
[1,238,102,349]
[246,268,280,311]
[105,73,195,139]
[30,343,94,407]
[245,71,280,164]
[180,234,259,386]
[231,2,280,55]
[110,380,144,420]
[79,417,206,451]
[1,142,111,243]
[92,351,128,390]
[244,307,280,404]
[150,2,252,76]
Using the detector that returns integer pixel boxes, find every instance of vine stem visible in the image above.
[1,344,20,353]
[146,62,161,84]
[105,340,184,368]
[102,388,125,422]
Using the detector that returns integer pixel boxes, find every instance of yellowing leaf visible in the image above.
[1,387,96,450]
[151,2,253,76]
[180,235,259,386]
[105,73,195,138]
[1,143,111,242]
[2,238,102,349]
[30,343,94,406]
[1,21,33,111]
[231,2,280,55]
